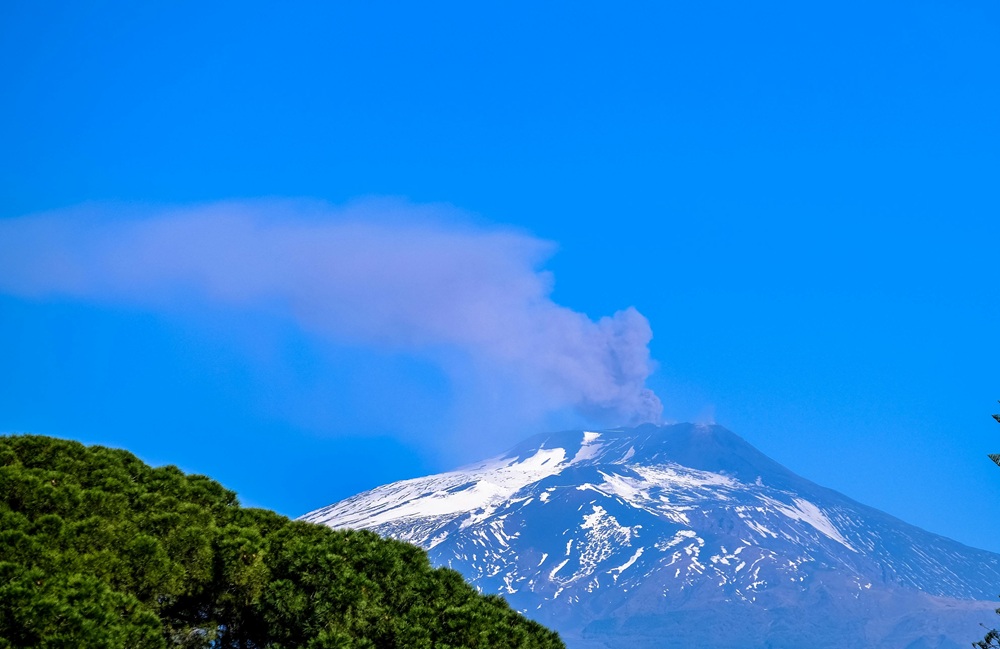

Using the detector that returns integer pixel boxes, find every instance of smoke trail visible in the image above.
[0,199,663,425]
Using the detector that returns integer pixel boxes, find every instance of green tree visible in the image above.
[0,434,565,649]
[975,405,1000,649]
[990,407,1000,469]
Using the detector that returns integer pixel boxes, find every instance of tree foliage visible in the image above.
[990,409,1000,469]
[0,434,565,649]
[976,405,1000,649]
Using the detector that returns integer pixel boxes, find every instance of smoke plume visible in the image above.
[0,199,663,426]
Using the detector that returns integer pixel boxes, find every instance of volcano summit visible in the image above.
[302,424,1000,649]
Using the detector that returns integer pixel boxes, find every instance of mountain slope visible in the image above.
[302,424,1000,649]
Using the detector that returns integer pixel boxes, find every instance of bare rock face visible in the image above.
[302,423,1000,649]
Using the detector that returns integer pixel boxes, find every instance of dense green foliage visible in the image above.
[0,435,564,649]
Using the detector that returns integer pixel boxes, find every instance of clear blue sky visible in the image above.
[1,1,998,553]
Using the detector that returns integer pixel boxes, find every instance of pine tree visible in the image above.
[975,405,1000,649]
[0,435,565,649]
[991,408,1000,468]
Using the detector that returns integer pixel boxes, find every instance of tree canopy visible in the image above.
[0,434,565,649]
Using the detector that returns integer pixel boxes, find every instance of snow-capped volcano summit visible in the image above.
[302,424,1000,649]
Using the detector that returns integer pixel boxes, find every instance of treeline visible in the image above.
[0,434,564,649]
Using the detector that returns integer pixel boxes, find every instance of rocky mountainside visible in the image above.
[302,423,1000,649]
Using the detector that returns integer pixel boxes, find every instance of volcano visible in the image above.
[301,423,1000,649]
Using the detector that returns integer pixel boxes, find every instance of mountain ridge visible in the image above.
[302,423,1000,649]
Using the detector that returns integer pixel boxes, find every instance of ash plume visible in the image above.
[0,199,663,427]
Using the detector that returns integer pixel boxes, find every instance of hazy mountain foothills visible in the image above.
[0,434,564,649]
[303,423,1000,649]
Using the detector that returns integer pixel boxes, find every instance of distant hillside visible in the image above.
[0,434,564,649]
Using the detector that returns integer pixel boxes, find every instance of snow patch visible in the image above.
[550,558,570,579]
[620,446,636,462]
[303,446,568,530]
[608,547,645,582]
[631,463,737,491]
[427,531,449,549]
[763,496,856,552]
[570,431,604,464]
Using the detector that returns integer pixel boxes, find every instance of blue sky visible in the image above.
[1,1,998,553]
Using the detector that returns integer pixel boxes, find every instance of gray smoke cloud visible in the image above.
[0,199,663,426]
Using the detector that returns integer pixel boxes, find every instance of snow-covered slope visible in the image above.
[302,424,1000,649]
